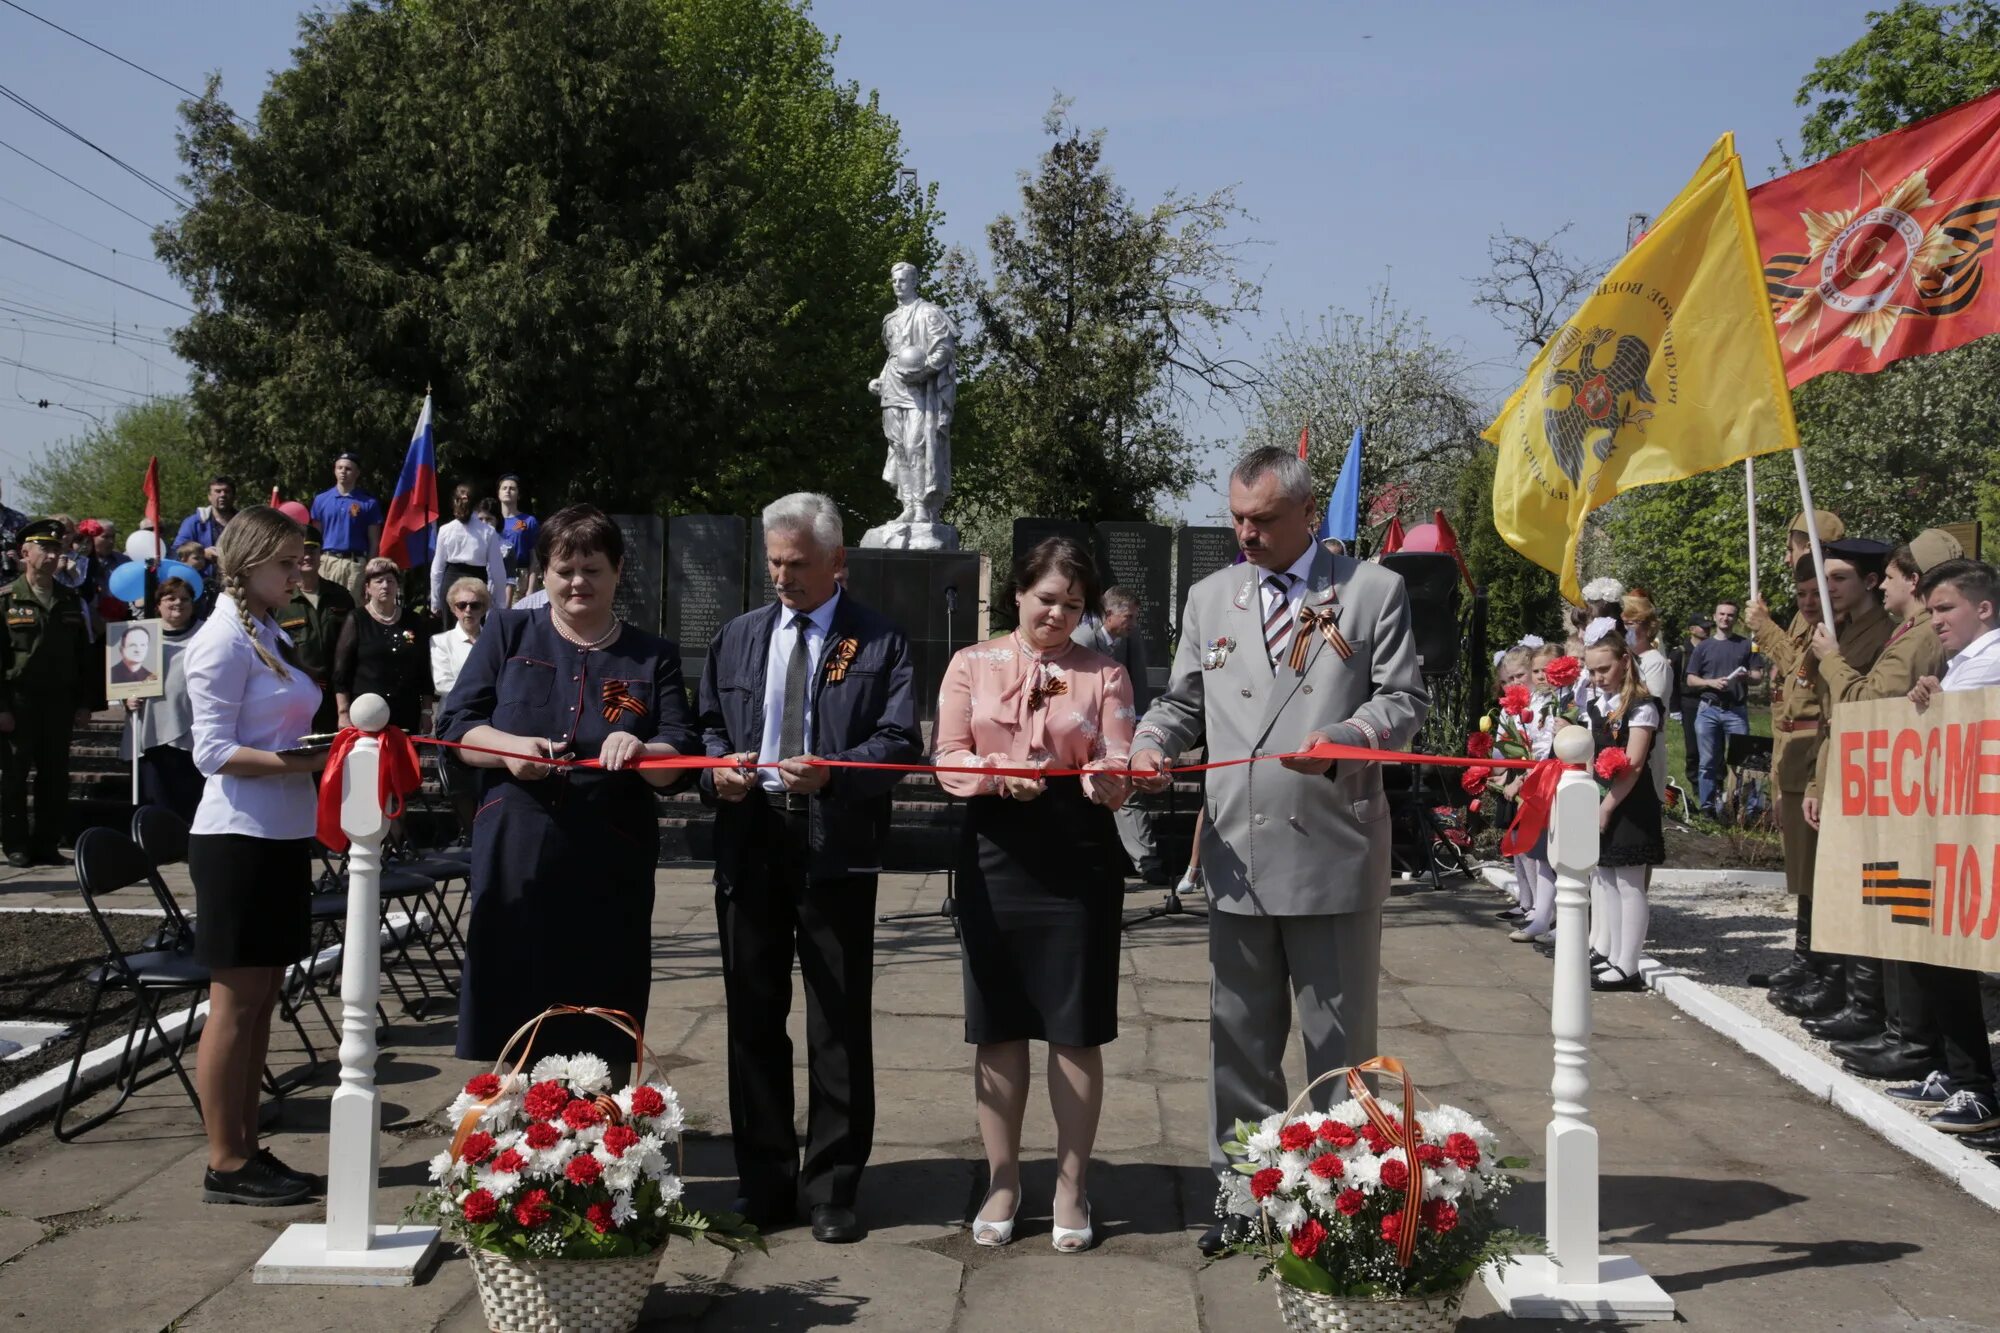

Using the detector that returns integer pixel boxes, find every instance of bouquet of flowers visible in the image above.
[416,1056,761,1263]
[1222,1070,1530,1325]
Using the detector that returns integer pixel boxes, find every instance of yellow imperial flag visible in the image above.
[1485,134,1801,604]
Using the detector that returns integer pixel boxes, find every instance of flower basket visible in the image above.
[412,1005,762,1333]
[1221,1058,1531,1333]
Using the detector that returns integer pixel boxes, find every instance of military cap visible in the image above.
[18,518,65,547]
[1822,537,1892,575]
[1908,528,1965,574]
[301,523,324,550]
[1787,510,1846,542]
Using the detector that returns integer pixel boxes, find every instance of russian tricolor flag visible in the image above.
[379,392,438,570]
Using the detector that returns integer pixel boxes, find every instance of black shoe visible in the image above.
[1757,956,1815,992]
[202,1156,311,1206]
[1800,1006,1885,1042]
[3,851,29,869]
[1197,1213,1255,1257]
[1841,1046,1939,1081]
[1771,976,1844,1018]
[809,1203,862,1243]
[1591,967,1645,993]
[256,1148,321,1193]
[1957,1126,2000,1152]
[1140,861,1172,886]
[730,1195,798,1232]
[1828,1032,1895,1062]
[1588,949,1610,971]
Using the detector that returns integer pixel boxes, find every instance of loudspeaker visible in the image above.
[1379,553,1462,677]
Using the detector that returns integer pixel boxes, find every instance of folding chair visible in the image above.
[54,828,209,1142]
[312,845,458,1017]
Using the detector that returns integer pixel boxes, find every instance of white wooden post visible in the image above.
[1482,726,1674,1321]
[254,694,440,1286]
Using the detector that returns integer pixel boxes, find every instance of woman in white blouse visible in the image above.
[429,482,507,614]
[430,575,491,835]
[184,507,328,1207]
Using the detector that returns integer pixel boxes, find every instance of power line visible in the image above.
[0,81,190,209]
[0,136,156,228]
[0,231,192,311]
[0,290,176,336]
[0,0,253,127]
[0,306,175,349]
[0,352,167,399]
[0,193,164,265]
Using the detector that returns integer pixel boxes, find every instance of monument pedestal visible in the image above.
[860,520,957,551]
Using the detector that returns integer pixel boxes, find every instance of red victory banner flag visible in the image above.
[1750,89,2000,387]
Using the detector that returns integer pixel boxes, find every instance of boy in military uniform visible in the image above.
[1,519,101,866]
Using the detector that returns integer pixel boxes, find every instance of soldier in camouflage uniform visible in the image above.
[0,519,102,866]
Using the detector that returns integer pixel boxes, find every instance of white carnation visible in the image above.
[1324,1099,1369,1129]
[602,1156,642,1194]
[611,1190,638,1227]
[529,1054,572,1085]
[1278,1156,1308,1193]
[1344,1152,1384,1192]
[566,1054,612,1094]
[1268,1197,1307,1234]
[1246,1115,1285,1166]
[657,1173,684,1207]
[482,1170,521,1199]
[427,1151,460,1184]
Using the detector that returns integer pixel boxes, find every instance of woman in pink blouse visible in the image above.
[935,537,1135,1255]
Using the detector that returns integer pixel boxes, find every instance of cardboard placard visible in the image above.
[1813,685,2000,969]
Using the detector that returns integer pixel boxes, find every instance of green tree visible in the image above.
[1453,445,1565,651]
[1793,0,2000,161]
[20,397,210,536]
[157,0,935,523]
[944,98,1260,528]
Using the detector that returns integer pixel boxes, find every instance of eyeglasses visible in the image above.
[452,601,487,612]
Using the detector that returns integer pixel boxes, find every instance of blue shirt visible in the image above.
[174,508,228,550]
[310,487,384,555]
[757,590,840,790]
[498,512,538,574]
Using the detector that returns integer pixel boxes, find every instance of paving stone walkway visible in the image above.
[1,866,1994,1331]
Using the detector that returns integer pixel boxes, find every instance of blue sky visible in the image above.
[0,0,1884,521]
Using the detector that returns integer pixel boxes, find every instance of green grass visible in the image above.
[1659,704,1771,794]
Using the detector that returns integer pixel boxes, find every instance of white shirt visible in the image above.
[431,626,480,698]
[1942,626,2000,692]
[1637,648,1674,792]
[757,591,841,791]
[186,595,322,840]
[430,518,507,610]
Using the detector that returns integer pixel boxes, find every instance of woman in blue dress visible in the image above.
[438,505,698,1066]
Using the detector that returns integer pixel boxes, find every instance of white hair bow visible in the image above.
[1582,577,1625,605]
[1583,616,1618,646]
[1516,634,1545,650]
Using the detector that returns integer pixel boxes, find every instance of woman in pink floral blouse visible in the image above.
[934,536,1135,1254]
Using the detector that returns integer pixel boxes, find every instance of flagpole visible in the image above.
[1789,448,1833,626]
[1745,458,1758,605]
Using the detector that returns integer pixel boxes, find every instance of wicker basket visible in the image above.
[1274,1277,1470,1333]
[468,1241,666,1333]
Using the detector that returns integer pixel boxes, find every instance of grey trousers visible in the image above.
[1207,906,1383,1178]
[1113,797,1159,871]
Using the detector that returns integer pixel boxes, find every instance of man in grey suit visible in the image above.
[1074,586,1167,883]
[1129,446,1428,1254]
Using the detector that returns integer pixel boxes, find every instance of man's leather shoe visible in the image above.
[1828,1031,1894,1062]
[3,851,29,868]
[1197,1213,1254,1257]
[809,1203,861,1243]
[730,1196,797,1232]
[1802,1007,1885,1042]
[1958,1125,2000,1153]
[1841,1045,1938,1081]
[1771,976,1843,1018]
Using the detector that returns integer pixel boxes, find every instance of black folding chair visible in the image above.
[131,805,331,1076]
[312,845,458,1017]
[54,829,209,1141]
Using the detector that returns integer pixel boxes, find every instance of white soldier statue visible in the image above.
[862,261,958,550]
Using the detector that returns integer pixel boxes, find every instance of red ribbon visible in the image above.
[1498,757,1569,857]
[316,725,424,851]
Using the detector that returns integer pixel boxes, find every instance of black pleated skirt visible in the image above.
[957,776,1123,1048]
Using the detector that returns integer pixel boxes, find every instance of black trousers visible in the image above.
[715,798,877,1209]
[1910,962,1995,1098]
[137,746,204,825]
[2,704,72,855]
[1678,702,1699,781]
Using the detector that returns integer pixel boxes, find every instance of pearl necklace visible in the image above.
[553,609,621,651]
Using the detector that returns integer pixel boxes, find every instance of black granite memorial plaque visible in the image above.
[746,519,779,607]
[665,514,746,688]
[1175,525,1238,624]
[1092,521,1172,675]
[841,547,983,725]
[609,514,665,635]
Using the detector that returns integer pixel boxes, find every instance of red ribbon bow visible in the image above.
[316,725,423,851]
[1499,756,1568,857]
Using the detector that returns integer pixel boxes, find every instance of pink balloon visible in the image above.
[277,500,311,525]
[1399,522,1444,552]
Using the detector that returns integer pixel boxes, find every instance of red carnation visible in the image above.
[513,1189,552,1228]
[464,1073,502,1100]
[1335,1188,1365,1217]
[523,1080,570,1122]
[1443,1132,1481,1170]
[1421,1199,1459,1234]
[1290,1217,1328,1260]
[1414,1142,1445,1169]
[524,1121,561,1151]
[1594,747,1633,781]
[460,1188,498,1224]
[491,1148,526,1175]
[1361,1123,1393,1155]
[1278,1122,1318,1154]
[460,1131,497,1165]
[1544,655,1582,689]
[1501,683,1533,718]
[1460,765,1493,794]
[1379,1157,1410,1192]
[1380,1210,1406,1244]
[565,1153,603,1187]
[1465,731,1494,759]
[1249,1168,1284,1201]
[1320,1121,1359,1149]
[629,1086,667,1118]
[562,1099,604,1131]
[587,1202,615,1234]
[1308,1153,1345,1180]
[602,1124,641,1158]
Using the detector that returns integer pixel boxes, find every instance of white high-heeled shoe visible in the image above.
[1051,1199,1094,1253]
[972,1192,1020,1247]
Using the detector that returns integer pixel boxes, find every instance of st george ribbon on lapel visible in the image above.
[1288,604,1353,672]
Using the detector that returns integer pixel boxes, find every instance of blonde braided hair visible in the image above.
[215,505,304,680]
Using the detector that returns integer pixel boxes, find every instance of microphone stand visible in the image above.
[880,583,961,938]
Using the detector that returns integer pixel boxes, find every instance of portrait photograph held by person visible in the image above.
[106,618,166,700]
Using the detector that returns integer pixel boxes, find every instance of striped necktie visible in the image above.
[1262,573,1297,666]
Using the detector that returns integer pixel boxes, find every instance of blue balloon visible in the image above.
[157,559,205,600]
[107,558,206,604]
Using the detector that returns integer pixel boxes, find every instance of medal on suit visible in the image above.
[1201,636,1235,670]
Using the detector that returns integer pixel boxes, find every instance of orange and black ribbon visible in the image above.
[601,679,646,724]
[1344,1056,1423,1268]
[1027,671,1068,712]
[824,637,859,683]
[1290,605,1352,672]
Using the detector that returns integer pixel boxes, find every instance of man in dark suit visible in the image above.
[697,492,922,1244]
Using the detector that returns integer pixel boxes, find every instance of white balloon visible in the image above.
[125,528,161,562]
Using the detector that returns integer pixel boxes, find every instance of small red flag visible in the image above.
[1296,422,1310,460]
[1432,509,1474,590]
[142,456,162,562]
[1380,516,1405,555]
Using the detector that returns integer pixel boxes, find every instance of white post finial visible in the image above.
[253,692,439,1284]
[1482,725,1675,1320]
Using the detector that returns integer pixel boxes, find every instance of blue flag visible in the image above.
[1320,426,1362,543]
